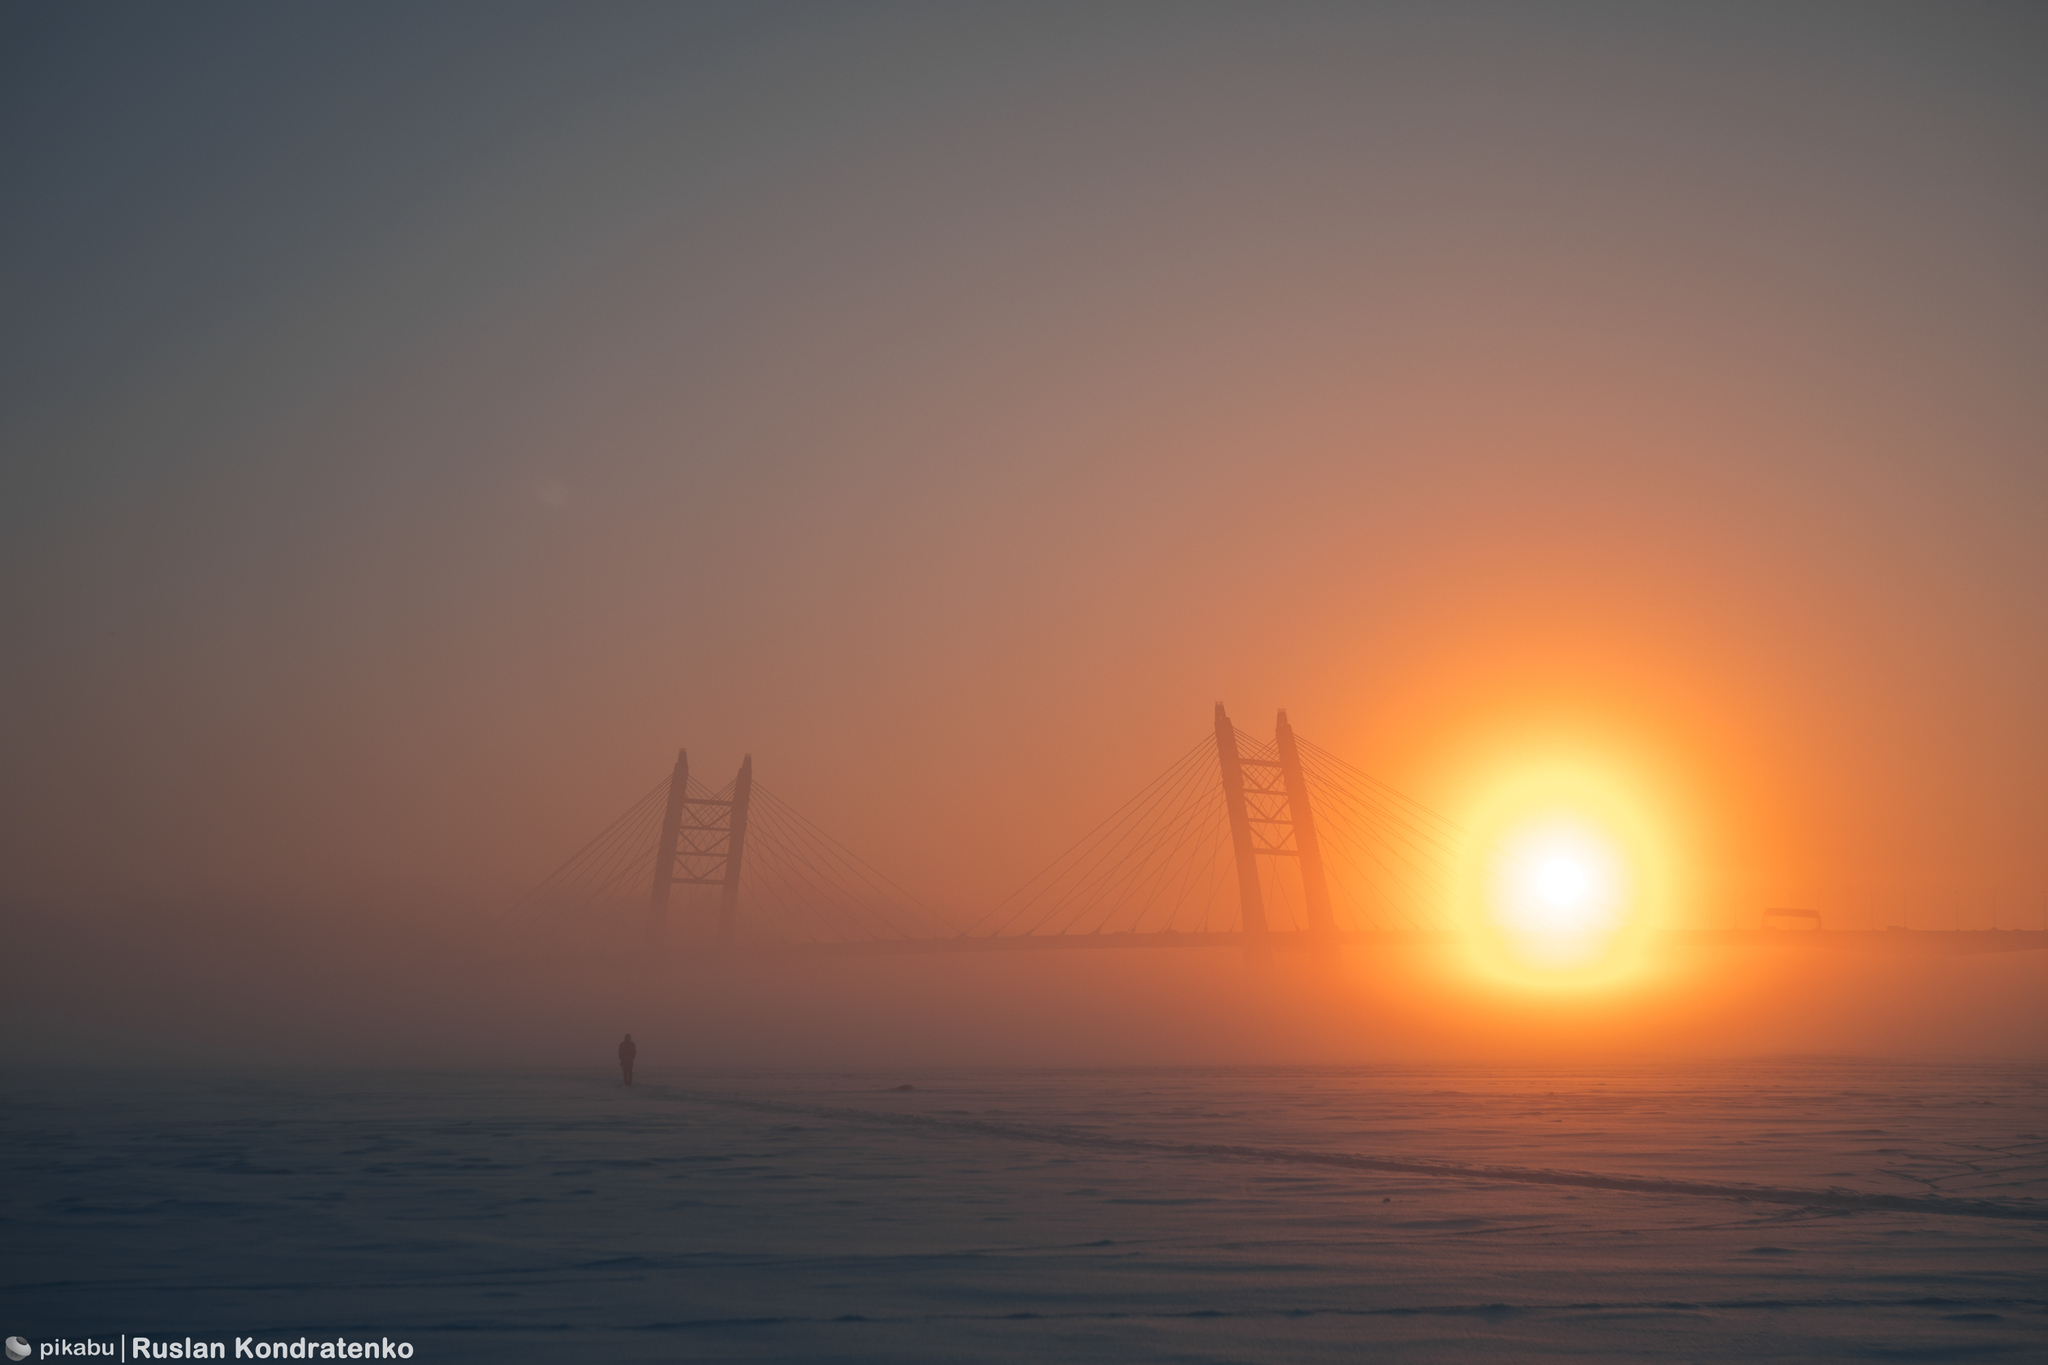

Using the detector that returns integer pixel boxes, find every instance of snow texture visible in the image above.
[6,1061,2045,1361]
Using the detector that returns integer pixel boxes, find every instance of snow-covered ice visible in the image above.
[6,1060,2045,1361]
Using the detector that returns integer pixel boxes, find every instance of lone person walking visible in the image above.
[618,1033,637,1087]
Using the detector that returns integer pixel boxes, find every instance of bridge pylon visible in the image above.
[1214,705,1271,957]
[648,747,754,949]
[516,718,2048,960]
[1276,709,1338,941]
[1216,705,1339,957]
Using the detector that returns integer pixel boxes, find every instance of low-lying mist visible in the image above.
[8,898,2043,1071]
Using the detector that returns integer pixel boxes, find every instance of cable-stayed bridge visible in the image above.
[499,706,2048,959]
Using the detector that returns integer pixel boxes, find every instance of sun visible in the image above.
[1459,793,1656,987]
[1436,729,1685,994]
[1535,856,1589,910]
[1485,817,1627,963]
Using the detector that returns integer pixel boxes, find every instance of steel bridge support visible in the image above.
[1275,709,1337,941]
[650,748,689,946]
[716,755,753,949]
[648,747,753,950]
[1218,705,1341,958]
[1215,704,1270,958]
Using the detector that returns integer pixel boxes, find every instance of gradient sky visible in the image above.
[5,3,2045,1062]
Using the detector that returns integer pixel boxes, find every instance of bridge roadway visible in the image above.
[757,928,2048,957]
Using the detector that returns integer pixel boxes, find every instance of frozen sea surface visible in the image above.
[6,1061,2046,1362]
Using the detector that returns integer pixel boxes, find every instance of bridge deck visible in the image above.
[755,928,2048,957]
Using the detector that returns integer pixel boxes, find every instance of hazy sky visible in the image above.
[5,3,2045,1063]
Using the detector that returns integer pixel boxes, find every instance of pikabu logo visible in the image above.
[8,1339,31,1362]
[15,1345,115,1360]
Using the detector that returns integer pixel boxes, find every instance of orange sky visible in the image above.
[3,4,2044,1064]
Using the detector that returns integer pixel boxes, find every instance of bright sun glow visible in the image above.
[1478,815,1635,975]
[1446,743,1680,994]
[1535,856,1587,906]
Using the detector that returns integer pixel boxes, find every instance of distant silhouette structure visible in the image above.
[509,710,2048,962]
[648,749,754,949]
[618,1033,636,1086]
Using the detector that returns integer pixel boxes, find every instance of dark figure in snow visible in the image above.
[618,1033,637,1086]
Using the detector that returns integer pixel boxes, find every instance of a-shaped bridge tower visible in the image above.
[499,708,2048,959]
